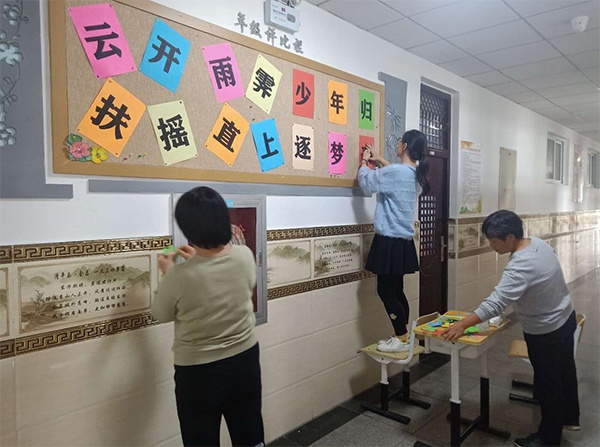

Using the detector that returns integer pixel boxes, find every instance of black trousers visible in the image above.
[376,274,410,336]
[174,343,264,447]
[524,311,579,446]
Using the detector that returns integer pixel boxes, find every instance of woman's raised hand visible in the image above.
[177,244,196,260]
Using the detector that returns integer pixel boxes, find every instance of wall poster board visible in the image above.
[49,0,383,188]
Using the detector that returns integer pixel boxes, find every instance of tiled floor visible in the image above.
[269,269,600,447]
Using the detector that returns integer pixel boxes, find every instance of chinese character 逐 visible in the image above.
[213,117,241,152]
[157,114,189,151]
[330,90,345,115]
[294,135,311,160]
[330,141,344,165]
[90,94,130,140]
[83,22,122,60]
[253,68,275,99]
[148,35,181,73]
[209,56,237,89]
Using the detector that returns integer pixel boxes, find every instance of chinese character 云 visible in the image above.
[330,90,344,115]
[213,117,241,152]
[330,141,344,165]
[209,56,237,89]
[294,135,311,160]
[90,94,131,140]
[295,81,311,105]
[253,68,276,99]
[148,35,181,74]
[157,114,189,151]
[83,22,122,60]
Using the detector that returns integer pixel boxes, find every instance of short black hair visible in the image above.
[482,210,524,240]
[174,186,232,249]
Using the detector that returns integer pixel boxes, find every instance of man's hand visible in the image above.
[441,322,467,341]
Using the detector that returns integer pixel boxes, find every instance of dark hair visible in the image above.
[402,129,430,195]
[174,186,232,249]
[482,210,524,240]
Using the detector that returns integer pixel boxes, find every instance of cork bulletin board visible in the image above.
[49,0,384,187]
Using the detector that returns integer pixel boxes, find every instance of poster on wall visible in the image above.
[459,139,482,214]
[573,145,584,203]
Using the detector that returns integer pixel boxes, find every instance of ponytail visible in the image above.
[416,158,430,195]
[401,129,431,195]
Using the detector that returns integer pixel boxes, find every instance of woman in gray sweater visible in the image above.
[442,210,579,447]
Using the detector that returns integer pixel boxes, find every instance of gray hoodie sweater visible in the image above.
[474,237,573,335]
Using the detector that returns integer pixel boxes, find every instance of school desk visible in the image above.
[413,311,511,447]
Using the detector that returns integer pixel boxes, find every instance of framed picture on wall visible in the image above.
[171,193,267,325]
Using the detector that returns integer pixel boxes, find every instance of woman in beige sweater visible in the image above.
[153,186,264,447]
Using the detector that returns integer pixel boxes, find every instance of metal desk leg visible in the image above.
[391,370,432,409]
[450,348,461,446]
[448,351,512,444]
[360,362,411,424]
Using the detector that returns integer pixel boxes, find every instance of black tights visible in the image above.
[376,274,409,337]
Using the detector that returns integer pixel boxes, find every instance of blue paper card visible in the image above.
[250,119,285,172]
[140,19,190,92]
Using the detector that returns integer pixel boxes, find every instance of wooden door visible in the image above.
[418,85,450,316]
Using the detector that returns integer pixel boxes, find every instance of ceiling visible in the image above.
[305,0,600,142]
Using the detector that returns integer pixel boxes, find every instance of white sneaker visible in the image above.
[377,337,409,352]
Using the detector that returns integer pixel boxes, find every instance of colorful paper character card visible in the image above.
[140,19,191,93]
[68,3,136,79]
[359,89,375,130]
[359,135,375,169]
[147,101,198,166]
[250,119,284,172]
[77,78,145,157]
[292,69,314,118]
[328,132,347,175]
[205,103,249,167]
[328,80,348,125]
[292,124,315,171]
[202,43,245,103]
[246,54,282,114]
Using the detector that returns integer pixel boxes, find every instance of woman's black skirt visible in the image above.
[365,234,419,275]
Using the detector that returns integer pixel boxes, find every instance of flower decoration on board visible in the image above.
[65,133,108,164]
[90,145,108,164]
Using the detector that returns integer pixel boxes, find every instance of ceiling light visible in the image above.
[570,16,588,33]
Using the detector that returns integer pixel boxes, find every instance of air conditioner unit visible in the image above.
[265,0,301,34]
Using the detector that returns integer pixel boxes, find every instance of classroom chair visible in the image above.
[357,320,431,424]
[508,313,586,405]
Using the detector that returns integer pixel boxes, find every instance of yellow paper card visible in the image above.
[328,80,347,125]
[147,100,198,166]
[245,54,282,114]
[205,103,249,167]
[77,78,145,157]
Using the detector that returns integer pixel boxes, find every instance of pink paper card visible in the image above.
[202,43,244,103]
[68,3,136,79]
[328,132,346,175]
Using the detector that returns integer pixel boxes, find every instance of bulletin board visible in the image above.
[49,0,384,188]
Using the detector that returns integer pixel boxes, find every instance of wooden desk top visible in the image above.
[414,311,508,346]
